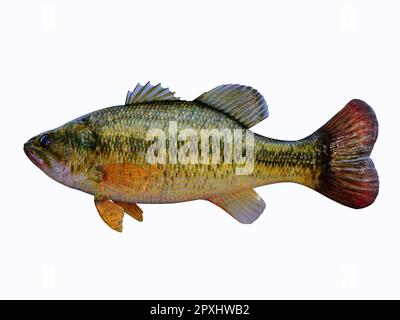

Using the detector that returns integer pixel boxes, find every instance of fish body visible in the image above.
[24,83,379,231]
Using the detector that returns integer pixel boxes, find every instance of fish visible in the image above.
[24,82,379,232]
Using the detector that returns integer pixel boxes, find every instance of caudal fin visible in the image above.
[313,99,379,208]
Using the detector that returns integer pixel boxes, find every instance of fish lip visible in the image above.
[24,143,45,169]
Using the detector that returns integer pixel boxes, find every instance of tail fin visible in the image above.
[312,99,379,208]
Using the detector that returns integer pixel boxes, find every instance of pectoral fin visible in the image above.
[94,198,125,232]
[208,189,266,224]
[114,201,143,222]
[99,163,159,192]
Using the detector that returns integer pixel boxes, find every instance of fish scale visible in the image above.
[88,103,319,202]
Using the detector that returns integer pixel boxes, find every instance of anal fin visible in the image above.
[208,189,266,224]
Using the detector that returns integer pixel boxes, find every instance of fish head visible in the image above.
[24,119,98,189]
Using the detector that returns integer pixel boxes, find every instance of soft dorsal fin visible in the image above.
[125,82,180,104]
[195,84,269,128]
[208,188,266,224]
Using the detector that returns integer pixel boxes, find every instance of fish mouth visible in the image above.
[24,143,46,169]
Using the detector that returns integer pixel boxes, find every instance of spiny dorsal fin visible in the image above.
[125,82,180,104]
[208,188,266,224]
[195,84,269,128]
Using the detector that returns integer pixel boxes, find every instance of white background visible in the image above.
[0,0,399,299]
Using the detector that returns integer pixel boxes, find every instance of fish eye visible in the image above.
[39,134,51,148]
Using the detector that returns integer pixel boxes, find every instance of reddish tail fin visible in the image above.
[313,99,379,208]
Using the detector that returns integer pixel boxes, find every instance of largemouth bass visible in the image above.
[24,83,379,231]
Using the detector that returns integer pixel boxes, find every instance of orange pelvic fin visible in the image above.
[208,188,266,224]
[114,201,143,222]
[94,198,125,232]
